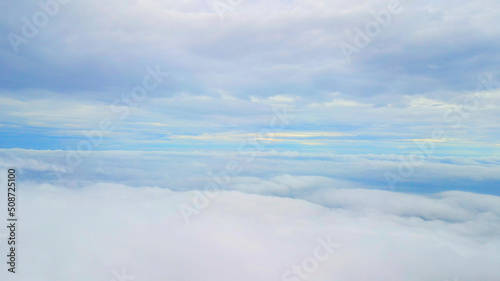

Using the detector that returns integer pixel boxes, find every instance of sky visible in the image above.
[1,0,499,192]
[1,0,500,155]
[1,0,500,280]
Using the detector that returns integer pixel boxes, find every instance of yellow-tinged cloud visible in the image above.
[169,131,353,143]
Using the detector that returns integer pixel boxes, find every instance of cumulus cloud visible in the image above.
[0,179,498,281]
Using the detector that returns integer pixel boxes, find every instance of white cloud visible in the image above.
[0,149,498,280]
[0,179,498,281]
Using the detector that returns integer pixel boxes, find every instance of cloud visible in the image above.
[1,86,500,153]
[0,149,499,280]
[0,179,498,281]
[2,149,500,195]
[1,1,500,279]
[1,0,500,96]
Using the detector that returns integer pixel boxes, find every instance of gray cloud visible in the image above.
[1,0,499,96]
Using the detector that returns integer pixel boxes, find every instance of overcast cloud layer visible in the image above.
[1,0,500,153]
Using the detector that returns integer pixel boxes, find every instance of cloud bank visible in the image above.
[0,149,499,280]
[0,179,498,281]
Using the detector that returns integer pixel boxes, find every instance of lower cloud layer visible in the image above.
[0,181,499,281]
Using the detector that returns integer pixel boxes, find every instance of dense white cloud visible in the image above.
[0,179,498,281]
[0,147,499,280]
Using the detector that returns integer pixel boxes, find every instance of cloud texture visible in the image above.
[0,179,499,281]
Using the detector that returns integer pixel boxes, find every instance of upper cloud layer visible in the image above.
[2,0,500,95]
[2,0,500,155]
